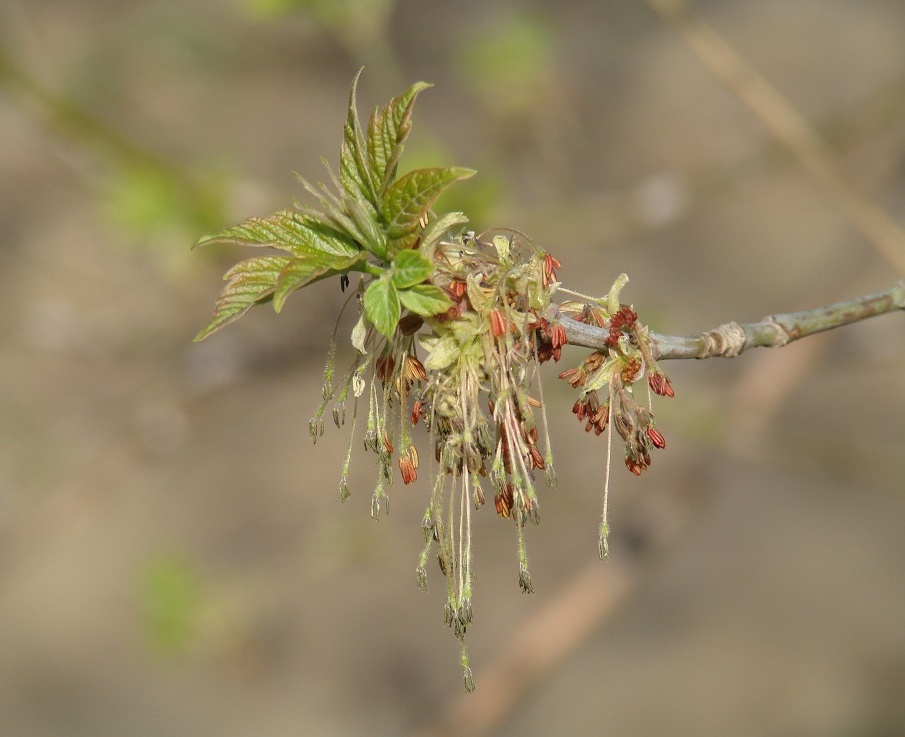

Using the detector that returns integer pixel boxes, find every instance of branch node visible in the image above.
[763,316,793,347]
[700,321,747,358]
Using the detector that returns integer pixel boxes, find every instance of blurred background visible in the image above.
[1,0,904,735]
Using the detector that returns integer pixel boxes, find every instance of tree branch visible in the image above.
[553,281,905,360]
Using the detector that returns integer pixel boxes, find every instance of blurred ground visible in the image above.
[1,1,904,735]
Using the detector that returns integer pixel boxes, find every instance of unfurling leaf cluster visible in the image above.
[193,70,473,342]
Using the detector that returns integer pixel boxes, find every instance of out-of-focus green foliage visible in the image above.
[140,553,202,655]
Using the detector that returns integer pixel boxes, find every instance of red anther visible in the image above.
[625,457,645,476]
[551,322,567,349]
[542,252,561,287]
[648,371,675,397]
[647,427,666,449]
[490,309,507,338]
[399,455,417,484]
[449,280,467,299]
[411,400,422,425]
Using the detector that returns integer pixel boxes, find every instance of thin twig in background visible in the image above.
[642,0,905,275]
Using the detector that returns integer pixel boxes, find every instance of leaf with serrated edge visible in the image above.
[390,249,434,289]
[382,167,476,255]
[363,275,401,340]
[340,70,378,207]
[194,256,290,341]
[367,81,432,194]
[398,284,453,317]
[346,195,388,260]
[193,209,361,260]
[273,252,364,313]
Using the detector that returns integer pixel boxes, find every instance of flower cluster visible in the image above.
[313,228,562,689]
[557,282,675,557]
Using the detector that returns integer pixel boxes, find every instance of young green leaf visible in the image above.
[382,167,476,255]
[398,284,454,317]
[193,209,361,260]
[340,70,379,208]
[194,256,290,341]
[390,249,434,289]
[363,275,401,339]
[273,252,365,313]
[346,195,389,260]
[367,81,432,194]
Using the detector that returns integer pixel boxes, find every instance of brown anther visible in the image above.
[592,404,609,428]
[375,354,395,381]
[583,352,604,371]
[529,446,545,469]
[411,400,422,426]
[494,493,511,519]
[614,412,634,441]
[404,355,427,382]
[551,322,567,349]
[526,395,542,408]
[620,358,642,383]
[398,313,424,336]
[382,431,393,455]
[558,367,586,388]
